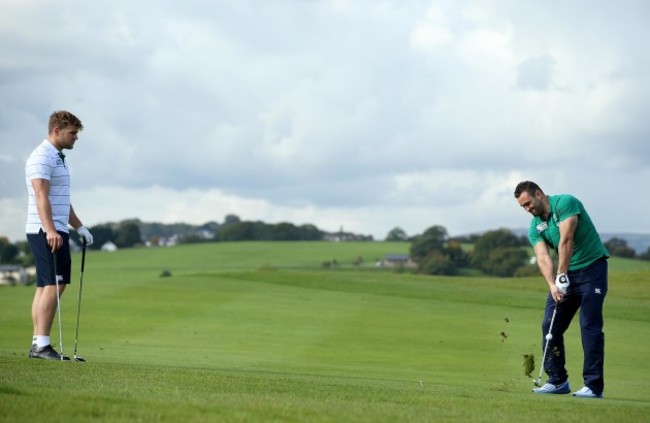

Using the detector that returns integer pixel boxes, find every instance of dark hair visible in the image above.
[48,110,83,134]
[514,181,542,198]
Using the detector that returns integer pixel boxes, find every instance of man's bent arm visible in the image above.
[557,216,578,275]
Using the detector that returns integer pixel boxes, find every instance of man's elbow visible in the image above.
[560,237,574,248]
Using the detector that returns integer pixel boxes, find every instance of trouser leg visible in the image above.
[542,293,580,385]
[573,260,608,395]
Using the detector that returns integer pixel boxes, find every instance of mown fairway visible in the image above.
[1,242,649,422]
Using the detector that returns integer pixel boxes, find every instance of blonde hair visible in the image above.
[48,110,84,134]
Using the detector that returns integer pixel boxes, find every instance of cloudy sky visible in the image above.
[1,0,649,242]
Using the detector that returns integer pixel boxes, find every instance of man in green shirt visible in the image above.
[514,181,609,398]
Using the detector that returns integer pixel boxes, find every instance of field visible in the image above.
[1,242,649,422]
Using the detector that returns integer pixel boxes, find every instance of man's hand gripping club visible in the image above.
[553,273,570,301]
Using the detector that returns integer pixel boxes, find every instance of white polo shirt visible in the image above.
[25,140,71,234]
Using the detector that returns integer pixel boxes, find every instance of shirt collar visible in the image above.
[42,139,60,155]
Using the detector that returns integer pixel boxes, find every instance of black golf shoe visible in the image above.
[29,344,71,361]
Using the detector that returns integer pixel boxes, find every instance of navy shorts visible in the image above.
[27,230,71,287]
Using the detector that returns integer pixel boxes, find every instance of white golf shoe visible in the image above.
[532,380,570,394]
[572,386,603,398]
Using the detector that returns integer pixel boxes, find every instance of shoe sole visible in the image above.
[29,353,71,361]
[532,390,570,395]
[532,385,570,395]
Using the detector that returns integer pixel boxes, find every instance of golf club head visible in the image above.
[533,378,542,387]
[74,355,86,363]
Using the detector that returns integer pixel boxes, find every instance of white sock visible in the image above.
[35,335,50,348]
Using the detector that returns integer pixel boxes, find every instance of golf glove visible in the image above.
[555,273,570,294]
[77,226,94,246]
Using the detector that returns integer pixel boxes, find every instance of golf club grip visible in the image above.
[81,241,87,272]
[52,250,57,282]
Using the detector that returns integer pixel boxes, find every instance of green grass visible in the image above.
[1,242,649,422]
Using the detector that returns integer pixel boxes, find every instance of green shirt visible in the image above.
[528,194,609,271]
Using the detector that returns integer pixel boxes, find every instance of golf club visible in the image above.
[533,303,557,387]
[73,240,87,362]
[53,251,66,361]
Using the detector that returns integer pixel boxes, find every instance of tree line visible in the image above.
[400,225,534,277]
[1,218,649,277]
[399,225,650,277]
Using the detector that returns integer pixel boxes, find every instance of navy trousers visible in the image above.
[541,257,608,395]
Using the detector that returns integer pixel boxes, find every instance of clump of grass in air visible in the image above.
[522,353,535,378]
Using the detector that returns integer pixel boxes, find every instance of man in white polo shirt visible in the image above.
[25,110,94,360]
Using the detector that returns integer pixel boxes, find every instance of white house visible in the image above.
[0,265,28,285]
[101,241,118,252]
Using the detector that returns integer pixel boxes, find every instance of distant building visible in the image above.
[101,241,118,252]
[0,265,28,285]
[380,254,416,268]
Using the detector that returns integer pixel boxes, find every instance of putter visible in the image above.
[73,241,87,362]
[53,251,66,361]
[533,303,557,387]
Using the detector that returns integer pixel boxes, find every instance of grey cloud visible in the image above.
[1,1,649,239]
[516,55,556,91]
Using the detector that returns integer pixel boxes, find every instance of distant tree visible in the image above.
[298,224,323,240]
[410,225,448,262]
[13,241,33,267]
[385,227,408,242]
[449,235,472,243]
[270,222,300,240]
[604,237,636,258]
[453,234,484,244]
[0,237,19,264]
[640,246,650,261]
[1,243,19,264]
[218,221,265,241]
[471,229,521,271]
[141,221,188,239]
[482,247,529,277]
[417,250,458,276]
[223,214,241,226]
[217,220,323,241]
[514,262,540,277]
[178,234,207,244]
[446,240,470,267]
[604,237,627,249]
[216,214,243,239]
[88,224,115,250]
[0,237,9,261]
[199,221,220,233]
[114,220,142,248]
